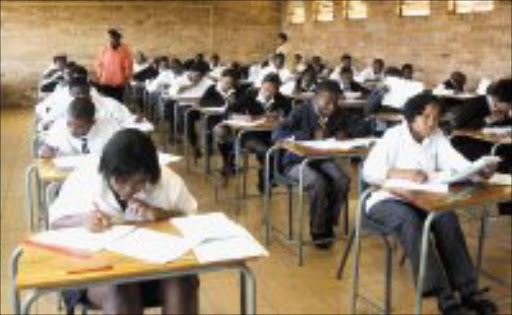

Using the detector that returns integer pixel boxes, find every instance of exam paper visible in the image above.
[383,179,449,194]
[29,225,137,252]
[488,173,512,186]
[53,155,99,170]
[295,137,378,150]
[105,228,192,264]
[158,153,183,165]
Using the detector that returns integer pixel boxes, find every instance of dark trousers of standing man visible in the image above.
[97,84,125,103]
[368,200,480,310]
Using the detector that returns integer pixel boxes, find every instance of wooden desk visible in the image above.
[369,112,404,123]
[10,221,261,314]
[451,129,512,145]
[338,98,368,110]
[264,141,371,265]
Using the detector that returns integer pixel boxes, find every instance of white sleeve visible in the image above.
[355,68,369,83]
[363,133,395,185]
[437,135,472,172]
[44,121,74,155]
[147,73,164,92]
[162,168,198,215]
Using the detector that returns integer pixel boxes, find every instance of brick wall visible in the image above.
[0,0,283,107]
[282,0,512,88]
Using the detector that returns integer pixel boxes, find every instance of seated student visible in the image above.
[40,55,68,94]
[356,58,385,84]
[132,51,150,79]
[213,73,292,186]
[435,71,467,95]
[449,79,512,215]
[49,128,198,315]
[336,66,369,95]
[255,53,294,88]
[366,66,404,114]
[363,92,498,315]
[291,53,308,75]
[310,55,330,80]
[292,67,318,96]
[272,80,351,249]
[186,68,243,160]
[401,63,414,80]
[329,54,357,81]
[147,57,178,93]
[39,97,122,158]
[208,54,226,81]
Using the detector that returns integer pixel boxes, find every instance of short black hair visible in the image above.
[385,66,402,78]
[99,129,161,184]
[189,60,210,74]
[69,76,90,91]
[341,54,352,61]
[488,78,512,104]
[73,64,88,78]
[262,73,281,86]
[402,63,413,71]
[340,66,354,75]
[221,68,240,81]
[450,71,466,83]
[108,28,122,40]
[68,97,95,122]
[272,53,286,63]
[373,58,385,67]
[315,80,342,97]
[403,92,441,124]
[53,55,67,63]
[278,32,288,42]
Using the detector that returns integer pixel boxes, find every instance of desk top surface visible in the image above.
[281,142,370,157]
[452,129,512,145]
[15,221,262,290]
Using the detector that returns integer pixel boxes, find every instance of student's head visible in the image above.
[402,63,414,80]
[341,54,352,67]
[210,54,220,66]
[99,129,161,201]
[271,53,286,70]
[107,28,122,49]
[340,66,354,83]
[158,56,170,71]
[67,97,96,138]
[187,61,209,83]
[194,53,205,62]
[311,56,322,66]
[488,78,512,117]
[53,55,68,70]
[218,68,239,93]
[135,51,147,64]
[314,80,341,118]
[169,58,183,73]
[73,64,88,79]
[260,73,281,99]
[301,68,317,87]
[69,77,91,99]
[294,53,303,64]
[450,71,467,91]
[63,62,77,83]
[372,59,385,74]
[404,92,442,141]
[384,66,403,79]
[277,32,288,45]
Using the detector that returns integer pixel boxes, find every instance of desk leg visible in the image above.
[475,203,492,285]
[263,147,273,246]
[184,109,191,172]
[25,165,36,232]
[10,246,23,314]
[202,115,210,175]
[415,212,440,315]
[240,264,256,315]
[235,131,244,211]
[297,159,309,266]
[173,102,179,146]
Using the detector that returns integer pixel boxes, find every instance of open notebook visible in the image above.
[53,153,182,170]
[383,156,503,193]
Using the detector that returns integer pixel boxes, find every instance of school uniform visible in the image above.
[328,66,358,81]
[133,63,159,83]
[355,67,384,83]
[43,117,122,156]
[254,65,294,88]
[363,122,482,309]
[208,65,226,81]
[49,158,198,312]
[272,103,351,237]
[40,64,65,93]
[36,83,69,122]
[339,80,368,94]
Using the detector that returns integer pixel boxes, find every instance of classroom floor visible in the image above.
[1,108,510,315]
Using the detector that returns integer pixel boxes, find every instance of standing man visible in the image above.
[95,28,133,102]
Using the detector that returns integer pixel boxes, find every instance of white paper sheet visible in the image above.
[436,156,501,184]
[105,228,192,263]
[488,173,512,186]
[30,225,137,252]
[223,118,267,128]
[295,137,378,150]
[382,77,425,109]
[53,155,99,170]
[383,179,449,194]
[193,235,269,263]
[482,127,512,136]
[158,153,183,165]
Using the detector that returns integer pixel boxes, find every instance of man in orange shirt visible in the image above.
[95,29,133,102]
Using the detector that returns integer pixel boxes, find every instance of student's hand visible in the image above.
[39,145,57,159]
[86,210,112,233]
[474,164,498,181]
[126,199,161,221]
[406,170,429,183]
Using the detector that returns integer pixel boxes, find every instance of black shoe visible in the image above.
[311,231,333,250]
[461,290,498,315]
[442,303,476,315]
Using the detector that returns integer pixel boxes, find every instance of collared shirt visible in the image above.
[255,65,295,87]
[355,67,384,83]
[363,123,472,211]
[168,73,214,98]
[44,117,122,156]
[329,66,358,81]
[48,159,198,225]
[147,69,177,92]
[96,43,133,86]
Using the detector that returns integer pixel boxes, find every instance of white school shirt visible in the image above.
[36,84,70,120]
[134,62,150,75]
[209,65,226,80]
[355,67,384,83]
[255,65,295,88]
[147,69,177,93]
[48,159,198,226]
[168,74,214,98]
[363,123,471,212]
[328,66,358,81]
[44,117,122,156]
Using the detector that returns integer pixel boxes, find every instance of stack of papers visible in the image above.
[295,137,378,151]
[171,213,269,263]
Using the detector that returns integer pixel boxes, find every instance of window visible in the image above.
[287,1,306,24]
[313,0,334,22]
[399,0,431,17]
[343,0,368,20]
[448,0,494,14]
